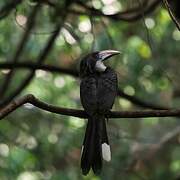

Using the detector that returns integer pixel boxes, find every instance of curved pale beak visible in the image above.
[98,50,121,61]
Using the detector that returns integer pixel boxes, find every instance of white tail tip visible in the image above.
[102,143,111,162]
[81,146,84,156]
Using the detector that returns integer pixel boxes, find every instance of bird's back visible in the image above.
[80,67,117,115]
[97,67,117,113]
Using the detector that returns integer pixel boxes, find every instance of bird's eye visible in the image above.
[97,54,102,60]
[93,53,99,59]
[96,53,102,60]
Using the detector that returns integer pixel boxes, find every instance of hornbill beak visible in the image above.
[98,50,121,61]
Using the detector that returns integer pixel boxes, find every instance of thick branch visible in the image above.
[1,94,180,120]
[0,94,86,119]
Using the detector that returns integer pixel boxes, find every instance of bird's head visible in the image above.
[80,50,120,77]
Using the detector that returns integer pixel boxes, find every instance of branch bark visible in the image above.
[1,94,180,120]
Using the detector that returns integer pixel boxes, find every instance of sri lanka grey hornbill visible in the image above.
[79,50,120,175]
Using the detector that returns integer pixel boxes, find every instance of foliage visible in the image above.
[0,0,180,179]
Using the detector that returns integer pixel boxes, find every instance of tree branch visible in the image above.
[0,0,170,110]
[0,8,68,108]
[0,62,78,77]
[163,0,180,31]
[117,90,168,110]
[127,126,180,172]
[1,94,180,120]
[41,0,162,22]
[0,62,169,110]
[69,0,162,22]
[0,4,40,98]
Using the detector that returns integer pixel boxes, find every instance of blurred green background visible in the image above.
[0,0,180,179]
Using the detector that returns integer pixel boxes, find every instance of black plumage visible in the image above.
[79,50,119,175]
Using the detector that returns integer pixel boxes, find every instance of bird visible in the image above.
[79,50,120,175]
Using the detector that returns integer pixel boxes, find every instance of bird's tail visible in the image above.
[81,115,111,175]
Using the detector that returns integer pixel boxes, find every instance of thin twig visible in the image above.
[163,0,180,31]
[100,19,114,48]
[117,90,169,110]
[90,16,96,52]
[0,62,78,77]
[130,126,180,162]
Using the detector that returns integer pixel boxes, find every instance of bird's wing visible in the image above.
[97,68,118,112]
[80,77,97,116]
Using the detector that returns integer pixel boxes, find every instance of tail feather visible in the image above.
[81,119,95,175]
[92,118,102,175]
[81,115,110,175]
[101,119,111,162]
